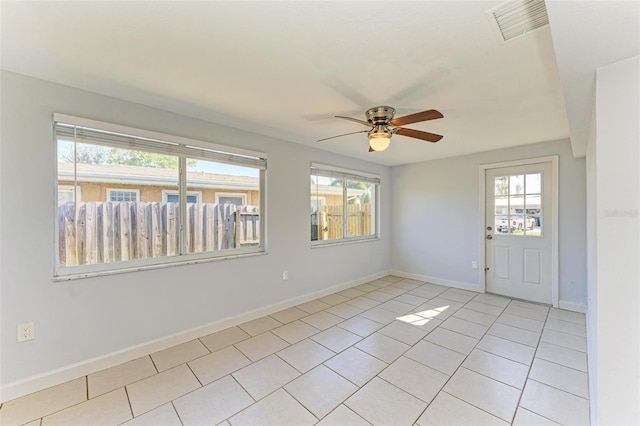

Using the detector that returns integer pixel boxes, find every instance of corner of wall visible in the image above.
[390,270,481,293]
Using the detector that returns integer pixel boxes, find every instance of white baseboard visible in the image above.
[558,300,587,313]
[390,270,481,293]
[0,270,390,403]
[391,271,587,314]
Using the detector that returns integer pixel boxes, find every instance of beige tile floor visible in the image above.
[0,276,590,425]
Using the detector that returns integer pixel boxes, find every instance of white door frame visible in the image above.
[479,156,559,308]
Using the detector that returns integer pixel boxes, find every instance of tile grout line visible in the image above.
[126,361,219,420]
[279,385,321,422]
[321,346,389,388]
[439,390,508,424]
[123,385,135,421]
[148,353,160,374]
[512,406,562,425]
[408,294,511,423]
[472,346,531,367]
[169,401,186,426]
[533,353,590,374]
[184,361,205,388]
[526,377,590,400]
[228,374,257,406]
[509,305,550,424]
[369,375,429,425]
[308,332,359,355]
[455,365,522,392]
[222,364,317,424]
[322,403,374,425]
[213,374,259,424]
[196,336,213,356]
[536,340,588,368]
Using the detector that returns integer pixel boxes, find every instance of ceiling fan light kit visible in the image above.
[319,105,444,152]
[368,132,391,151]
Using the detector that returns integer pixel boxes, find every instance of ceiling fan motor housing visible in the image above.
[366,106,395,125]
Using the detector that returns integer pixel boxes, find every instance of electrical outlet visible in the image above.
[17,322,35,342]
[471,261,478,270]
[282,270,289,280]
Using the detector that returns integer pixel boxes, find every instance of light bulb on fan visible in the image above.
[368,132,391,152]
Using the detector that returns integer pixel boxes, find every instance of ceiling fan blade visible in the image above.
[390,109,443,127]
[394,127,443,143]
[335,116,374,127]
[317,130,369,142]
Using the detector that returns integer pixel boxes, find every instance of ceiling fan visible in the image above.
[318,106,444,152]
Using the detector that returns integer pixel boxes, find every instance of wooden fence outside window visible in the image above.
[58,202,259,267]
[311,204,372,241]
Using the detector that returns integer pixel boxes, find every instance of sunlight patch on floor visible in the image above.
[396,305,449,326]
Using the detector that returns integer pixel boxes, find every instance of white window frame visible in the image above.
[58,184,82,204]
[53,114,267,280]
[162,190,203,204]
[107,188,140,202]
[215,192,247,206]
[310,163,380,246]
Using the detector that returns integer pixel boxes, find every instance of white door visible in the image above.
[485,161,554,304]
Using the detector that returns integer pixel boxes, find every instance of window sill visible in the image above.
[311,236,380,249]
[53,250,267,282]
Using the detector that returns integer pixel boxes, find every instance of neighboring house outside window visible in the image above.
[55,114,266,279]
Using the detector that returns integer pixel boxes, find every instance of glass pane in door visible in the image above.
[492,173,543,237]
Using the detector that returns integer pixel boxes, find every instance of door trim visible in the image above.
[478,156,559,307]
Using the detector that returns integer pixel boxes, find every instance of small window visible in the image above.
[58,185,81,205]
[215,193,247,206]
[107,189,139,202]
[55,114,266,278]
[311,163,379,243]
[163,191,201,204]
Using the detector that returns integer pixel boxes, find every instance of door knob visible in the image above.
[486,235,493,240]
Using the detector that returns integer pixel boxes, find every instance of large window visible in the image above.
[310,164,379,244]
[55,114,266,278]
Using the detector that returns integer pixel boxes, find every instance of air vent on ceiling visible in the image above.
[486,0,550,43]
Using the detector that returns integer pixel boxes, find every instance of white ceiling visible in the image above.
[1,1,572,166]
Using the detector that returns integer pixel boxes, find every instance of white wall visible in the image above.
[390,140,587,306]
[0,71,391,395]
[589,55,640,425]
[585,100,598,422]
